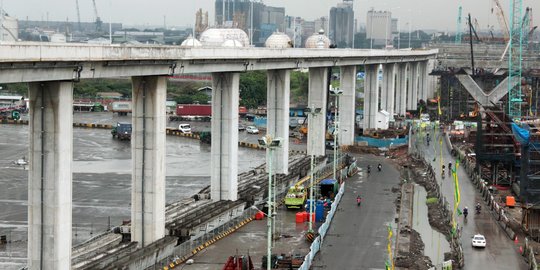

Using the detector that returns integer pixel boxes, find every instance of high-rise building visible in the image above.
[214,0,285,46]
[329,0,354,48]
[366,9,392,47]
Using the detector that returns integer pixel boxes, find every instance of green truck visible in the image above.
[111,122,132,140]
[284,185,307,209]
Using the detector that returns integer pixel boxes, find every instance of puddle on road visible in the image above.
[412,184,451,266]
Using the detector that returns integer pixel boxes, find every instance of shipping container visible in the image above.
[111,101,132,116]
[176,104,212,117]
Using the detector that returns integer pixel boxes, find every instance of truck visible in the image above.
[284,185,307,209]
[111,101,132,116]
[111,122,132,140]
[320,179,338,199]
[176,104,211,117]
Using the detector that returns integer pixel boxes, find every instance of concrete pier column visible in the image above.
[407,62,419,110]
[267,69,290,174]
[211,73,240,201]
[28,81,73,270]
[382,63,397,117]
[339,66,356,146]
[131,76,167,247]
[363,64,379,130]
[419,61,428,101]
[395,63,407,116]
[307,67,328,156]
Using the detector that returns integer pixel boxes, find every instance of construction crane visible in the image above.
[492,0,511,41]
[508,0,523,118]
[92,0,103,32]
[455,6,463,44]
[75,0,82,31]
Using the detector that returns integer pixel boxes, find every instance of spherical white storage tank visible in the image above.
[265,32,292,48]
[222,39,244,47]
[199,28,249,47]
[305,29,331,49]
[180,35,202,48]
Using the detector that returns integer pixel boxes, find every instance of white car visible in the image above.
[472,234,486,248]
[178,123,192,134]
[246,126,259,134]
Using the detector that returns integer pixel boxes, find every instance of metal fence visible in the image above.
[298,182,345,270]
[152,207,258,269]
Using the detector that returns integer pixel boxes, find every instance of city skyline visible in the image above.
[3,0,540,32]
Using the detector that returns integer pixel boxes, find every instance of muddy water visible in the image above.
[412,184,451,267]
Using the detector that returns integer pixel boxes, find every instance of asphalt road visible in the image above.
[311,154,399,270]
[412,127,528,270]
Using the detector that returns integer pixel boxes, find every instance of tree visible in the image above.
[239,71,267,108]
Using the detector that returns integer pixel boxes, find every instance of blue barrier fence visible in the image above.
[355,136,408,148]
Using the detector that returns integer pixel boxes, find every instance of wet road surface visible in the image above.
[310,154,399,269]
[412,127,528,269]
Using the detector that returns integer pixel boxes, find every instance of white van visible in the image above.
[178,124,192,134]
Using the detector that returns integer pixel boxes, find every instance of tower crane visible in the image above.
[508,0,523,118]
[92,0,103,32]
[455,6,463,44]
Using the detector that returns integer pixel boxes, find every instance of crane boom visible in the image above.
[508,0,523,118]
[92,0,102,32]
[493,0,511,41]
[75,0,81,31]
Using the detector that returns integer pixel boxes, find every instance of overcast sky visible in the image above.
[4,0,540,31]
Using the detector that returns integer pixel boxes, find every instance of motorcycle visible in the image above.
[475,205,481,214]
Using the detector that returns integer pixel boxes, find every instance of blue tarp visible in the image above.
[320,179,337,185]
[355,136,409,148]
[511,123,530,144]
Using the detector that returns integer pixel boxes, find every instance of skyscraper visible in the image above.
[366,9,392,48]
[214,0,284,46]
[329,0,354,48]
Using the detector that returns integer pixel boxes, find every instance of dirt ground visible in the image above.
[394,229,434,270]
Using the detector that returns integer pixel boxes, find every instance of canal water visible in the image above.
[412,184,451,267]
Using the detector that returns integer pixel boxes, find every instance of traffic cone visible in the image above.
[514,236,518,244]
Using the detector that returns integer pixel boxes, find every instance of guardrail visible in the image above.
[298,182,345,270]
[448,134,539,269]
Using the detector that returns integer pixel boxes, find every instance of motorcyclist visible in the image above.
[463,207,469,219]
[356,196,362,206]
[367,165,371,174]
[442,165,445,175]
[377,163,382,172]
[448,162,452,171]
[475,203,481,214]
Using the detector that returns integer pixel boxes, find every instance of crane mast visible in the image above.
[455,6,463,44]
[508,0,523,118]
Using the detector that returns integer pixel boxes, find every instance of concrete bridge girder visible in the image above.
[455,75,517,107]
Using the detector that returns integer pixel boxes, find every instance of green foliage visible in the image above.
[290,71,309,103]
[74,79,132,98]
[426,197,438,205]
[0,83,28,96]
[240,71,267,109]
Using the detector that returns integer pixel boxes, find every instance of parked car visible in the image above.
[178,123,192,134]
[246,126,259,134]
[471,234,486,248]
[238,124,246,131]
[325,140,337,150]
[111,122,132,140]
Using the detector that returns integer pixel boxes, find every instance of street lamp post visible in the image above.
[304,105,322,233]
[258,135,282,270]
[330,87,343,181]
